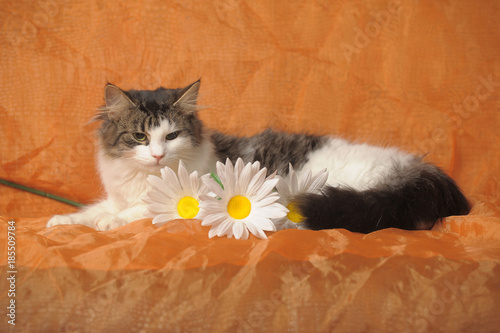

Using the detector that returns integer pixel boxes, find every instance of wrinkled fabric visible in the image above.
[1,217,500,332]
[0,0,499,332]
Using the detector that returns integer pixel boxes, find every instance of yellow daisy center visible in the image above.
[286,202,304,224]
[177,196,200,219]
[227,195,251,220]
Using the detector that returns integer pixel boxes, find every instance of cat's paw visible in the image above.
[47,215,74,228]
[94,213,127,231]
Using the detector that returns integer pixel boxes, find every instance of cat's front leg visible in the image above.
[47,201,117,229]
[94,204,148,231]
[47,201,149,231]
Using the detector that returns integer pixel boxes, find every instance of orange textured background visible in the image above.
[1,0,499,332]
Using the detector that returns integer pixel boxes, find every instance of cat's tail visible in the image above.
[295,163,471,233]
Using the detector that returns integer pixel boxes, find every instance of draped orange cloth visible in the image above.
[1,0,499,331]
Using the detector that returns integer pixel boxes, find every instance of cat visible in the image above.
[47,80,470,232]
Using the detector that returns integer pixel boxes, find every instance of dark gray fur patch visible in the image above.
[96,86,203,158]
[211,129,328,176]
[297,160,471,233]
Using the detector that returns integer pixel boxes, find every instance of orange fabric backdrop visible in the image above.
[1,0,499,332]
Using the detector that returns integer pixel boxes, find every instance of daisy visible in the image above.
[142,160,207,226]
[199,158,288,240]
[273,164,328,230]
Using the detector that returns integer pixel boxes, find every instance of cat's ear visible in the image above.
[105,84,136,111]
[173,80,200,114]
[91,84,137,121]
[91,84,136,122]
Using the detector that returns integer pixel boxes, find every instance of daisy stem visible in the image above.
[210,172,224,190]
[0,178,85,208]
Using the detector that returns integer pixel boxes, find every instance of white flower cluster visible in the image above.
[142,158,328,240]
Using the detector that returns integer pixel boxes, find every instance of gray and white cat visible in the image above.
[47,80,470,232]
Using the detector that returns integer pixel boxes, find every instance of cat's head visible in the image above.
[94,80,203,169]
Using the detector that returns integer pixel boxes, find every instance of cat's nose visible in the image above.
[152,154,164,164]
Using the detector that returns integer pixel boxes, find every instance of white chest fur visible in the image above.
[97,151,155,210]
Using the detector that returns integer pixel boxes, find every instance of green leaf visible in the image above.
[210,172,224,190]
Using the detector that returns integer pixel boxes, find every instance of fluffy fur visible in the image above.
[47,80,470,232]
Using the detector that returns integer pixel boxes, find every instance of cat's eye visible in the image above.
[166,131,180,140]
[133,132,147,142]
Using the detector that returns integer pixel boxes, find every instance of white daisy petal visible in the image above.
[247,168,268,196]
[240,225,249,240]
[161,166,183,194]
[290,167,299,194]
[253,194,281,207]
[141,194,154,204]
[152,213,178,226]
[233,221,244,239]
[224,173,234,196]
[193,210,203,220]
[208,227,219,239]
[226,225,234,239]
[189,171,200,195]
[199,182,209,197]
[234,158,245,181]
[177,160,191,194]
[253,178,280,202]
[201,173,212,184]
[148,175,180,200]
[237,162,252,194]
[307,169,329,193]
[216,159,235,194]
[216,160,225,174]
[201,212,227,226]
[223,159,234,185]
[217,217,234,237]
[272,217,288,230]
[251,160,261,174]
[249,215,276,232]
[246,222,268,239]
[265,170,277,181]
[253,204,288,219]
[199,199,224,211]
[216,161,228,185]
[143,190,169,204]
[148,202,175,214]
[298,169,312,192]
[202,177,225,199]
[275,176,292,199]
